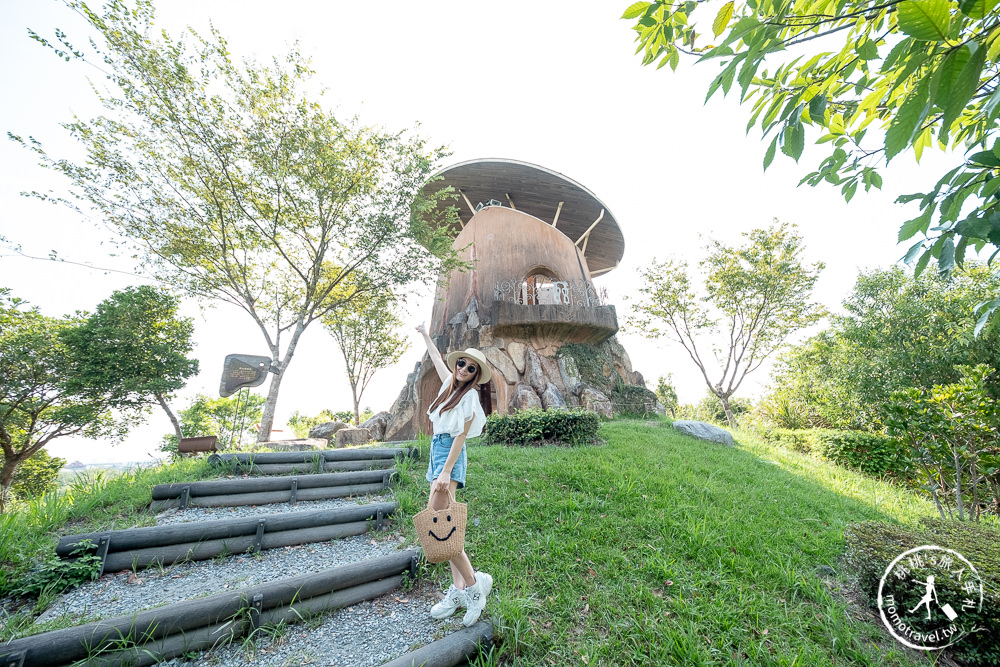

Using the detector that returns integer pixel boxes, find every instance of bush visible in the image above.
[482,409,601,447]
[756,428,910,479]
[677,392,753,425]
[15,540,102,598]
[844,519,1000,666]
[8,449,66,502]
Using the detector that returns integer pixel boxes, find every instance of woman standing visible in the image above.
[416,323,493,626]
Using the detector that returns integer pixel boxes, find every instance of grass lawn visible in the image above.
[396,419,939,666]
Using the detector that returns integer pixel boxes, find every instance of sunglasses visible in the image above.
[456,358,477,374]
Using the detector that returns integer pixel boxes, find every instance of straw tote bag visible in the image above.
[413,488,467,563]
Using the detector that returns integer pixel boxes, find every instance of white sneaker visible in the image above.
[430,585,467,619]
[461,571,493,626]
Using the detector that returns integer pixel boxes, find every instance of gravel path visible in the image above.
[36,495,465,666]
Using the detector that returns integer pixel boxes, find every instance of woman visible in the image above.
[416,322,493,626]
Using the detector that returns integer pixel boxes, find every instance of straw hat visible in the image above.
[445,348,492,385]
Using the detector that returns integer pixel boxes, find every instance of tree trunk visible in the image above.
[351,379,361,426]
[719,394,738,429]
[156,392,184,444]
[257,369,286,443]
[0,456,21,514]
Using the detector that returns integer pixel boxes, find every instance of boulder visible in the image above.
[672,420,734,447]
[540,383,567,410]
[309,421,348,442]
[384,361,422,442]
[577,383,612,419]
[524,348,548,395]
[482,346,518,386]
[557,354,581,395]
[466,298,480,329]
[361,411,392,442]
[507,341,527,374]
[510,383,542,411]
[335,427,372,448]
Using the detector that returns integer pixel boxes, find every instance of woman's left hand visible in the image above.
[433,472,452,493]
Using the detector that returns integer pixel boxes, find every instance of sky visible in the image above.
[0,0,961,463]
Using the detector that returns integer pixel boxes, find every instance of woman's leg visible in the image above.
[430,480,475,589]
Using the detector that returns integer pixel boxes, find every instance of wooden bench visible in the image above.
[178,435,219,455]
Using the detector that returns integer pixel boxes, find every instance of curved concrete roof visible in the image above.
[419,158,624,275]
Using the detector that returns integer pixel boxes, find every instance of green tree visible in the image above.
[14,0,461,442]
[7,449,66,503]
[625,0,1000,326]
[159,393,266,453]
[323,291,409,425]
[766,263,1000,429]
[655,374,679,417]
[628,222,825,427]
[0,291,127,512]
[61,286,198,444]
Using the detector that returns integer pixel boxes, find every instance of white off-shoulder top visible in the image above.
[427,373,487,438]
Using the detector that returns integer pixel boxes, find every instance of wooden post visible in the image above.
[552,201,564,228]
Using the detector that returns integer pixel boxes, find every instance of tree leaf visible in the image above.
[622,2,654,19]
[969,150,1000,167]
[897,0,952,41]
[781,121,805,161]
[987,25,1000,61]
[938,235,956,272]
[885,77,931,160]
[942,44,986,135]
[899,207,933,241]
[914,247,933,275]
[808,93,827,121]
[763,134,778,170]
[959,0,999,19]
[713,1,735,37]
[955,215,993,239]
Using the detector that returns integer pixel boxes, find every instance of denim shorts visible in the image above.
[426,433,467,488]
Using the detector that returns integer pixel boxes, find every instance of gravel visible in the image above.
[36,495,468,666]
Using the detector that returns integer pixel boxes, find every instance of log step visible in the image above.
[57,502,397,573]
[208,447,418,467]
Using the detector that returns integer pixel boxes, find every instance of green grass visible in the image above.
[399,419,940,666]
[0,457,224,597]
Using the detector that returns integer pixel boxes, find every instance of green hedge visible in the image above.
[759,428,909,479]
[482,409,601,447]
[844,519,1000,666]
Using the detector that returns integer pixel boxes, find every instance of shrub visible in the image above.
[677,392,753,425]
[756,428,910,479]
[15,540,102,598]
[482,409,601,447]
[844,519,1000,666]
[7,449,66,502]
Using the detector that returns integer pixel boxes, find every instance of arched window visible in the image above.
[519,269,568,305]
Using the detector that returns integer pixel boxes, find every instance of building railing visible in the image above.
[494,279,607,308]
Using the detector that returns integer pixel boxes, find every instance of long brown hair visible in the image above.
[429,362,482,416]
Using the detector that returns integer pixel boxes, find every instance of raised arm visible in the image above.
[416,322,450,382]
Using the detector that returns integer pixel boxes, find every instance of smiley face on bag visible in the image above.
[429,511,458,541]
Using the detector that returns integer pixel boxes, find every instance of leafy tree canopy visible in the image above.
[625,0,1000,327]
[13,0,462,440]
[159,393,266,455]
[764,262,1000,429]
[628,221,825,426]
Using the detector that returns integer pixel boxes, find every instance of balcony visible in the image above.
[492,279,618,345]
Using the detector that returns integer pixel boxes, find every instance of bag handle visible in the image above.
[428,483,456,510]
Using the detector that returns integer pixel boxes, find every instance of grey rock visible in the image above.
[540,383,567,410]
[507,341,527,374]
[557,354,581,394]
[510,383,542,411]
[672,420,735,446]
[335,427,372,448]
[308,421,348,441]
[465,298,480,329]
[482,346,518,386]
[578,383,612,419]
[448,311,466,326]
[360,411,392,442]
[524,347,548,395]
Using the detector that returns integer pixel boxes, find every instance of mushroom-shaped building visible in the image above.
[383,159,656,440]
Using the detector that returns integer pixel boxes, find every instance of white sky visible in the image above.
[0,1,960,463]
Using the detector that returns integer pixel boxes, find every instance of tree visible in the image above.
[61,286,198,444]
[655,374,679,417]
[14,0,461,441]
[765,262,1000,429]
[323,291,409,425]
[7,449,66,503]
[0,291,123,512]
[628,221,825,427]
[159,393,266,454]
[624,0,1000,327]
